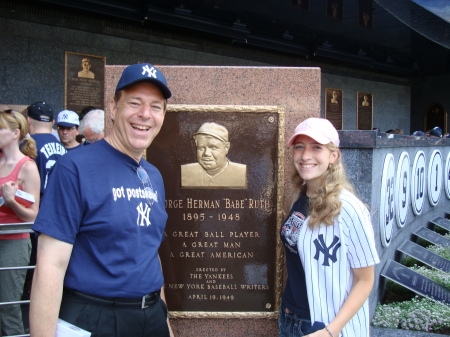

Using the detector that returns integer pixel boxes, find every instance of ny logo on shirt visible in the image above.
[313,234,341,266]
[137,202,151,226]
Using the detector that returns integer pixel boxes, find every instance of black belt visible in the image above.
[64,288,160,309]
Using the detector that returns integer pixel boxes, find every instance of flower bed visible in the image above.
[371,233,450,334]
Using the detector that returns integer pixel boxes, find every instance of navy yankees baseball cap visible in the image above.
[115,63,171,99]
[429,126,443,138]
[27,101,54,122]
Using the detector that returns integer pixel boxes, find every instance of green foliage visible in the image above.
[401,255,421,268]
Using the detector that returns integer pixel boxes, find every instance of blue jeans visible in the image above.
[278,303,311,337]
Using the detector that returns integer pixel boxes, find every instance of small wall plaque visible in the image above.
[325,88,343,130]
[64,51,106,113]
[357,92,373,130]
[397,241,450,273]
[414,227,450,247]
[381,260,450,305]
[430,217,450,232]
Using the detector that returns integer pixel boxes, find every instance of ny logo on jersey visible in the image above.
[313,234,341,266]
[141,65,157,79]
[137,202,151,227]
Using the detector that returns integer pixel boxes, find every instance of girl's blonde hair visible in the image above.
[0,110,37,159]
[290,142,354,229]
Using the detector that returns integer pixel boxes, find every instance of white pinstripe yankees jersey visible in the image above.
[296,189,380,337]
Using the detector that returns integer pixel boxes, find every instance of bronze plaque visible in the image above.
[327,0,343,19]
[425,102,447,134]
[290,0,310,10]
[148,105,285,318]
[358,0,374,29]
[357,92,373,130]
[325,88,343,130]
[64,51,106,113]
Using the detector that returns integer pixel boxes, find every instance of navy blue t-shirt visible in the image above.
[65,143,84,152]
[280,193,310,319]
[31,133,67,196]
[33,139,168,297]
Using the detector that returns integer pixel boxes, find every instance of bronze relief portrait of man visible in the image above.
[78,57,95,79]
[181,122,247,188]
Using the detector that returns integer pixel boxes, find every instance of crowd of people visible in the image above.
[0,101,106,335]
[2,62,447,337]
[376,126,449,138]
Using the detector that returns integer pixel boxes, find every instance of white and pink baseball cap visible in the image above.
[287,118,340,147]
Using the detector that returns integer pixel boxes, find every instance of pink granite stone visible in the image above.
[105,64,321,336]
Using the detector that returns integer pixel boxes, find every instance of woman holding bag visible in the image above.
[0,109,40,336]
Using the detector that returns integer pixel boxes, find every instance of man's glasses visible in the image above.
[57,126,77,132]
[134,166,157,206]
[84,136,98,146]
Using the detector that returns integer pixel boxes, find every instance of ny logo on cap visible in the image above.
[142,65,157,79]
[62,113,69,120]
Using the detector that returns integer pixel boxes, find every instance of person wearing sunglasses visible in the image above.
[30,63,174,337]
[0,110,40,336]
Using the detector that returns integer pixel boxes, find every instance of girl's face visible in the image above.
[0,124,17,149]
[293,135,338,192]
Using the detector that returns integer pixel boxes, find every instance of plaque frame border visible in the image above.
[162,104,285,319]
[64,51,106,110]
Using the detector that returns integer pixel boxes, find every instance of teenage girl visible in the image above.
[0,109,40,336]
[279,118,379,337]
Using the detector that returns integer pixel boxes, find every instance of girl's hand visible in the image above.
[1,180,19,206]
[306,328,334,337]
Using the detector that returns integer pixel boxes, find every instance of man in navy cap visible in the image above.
[30,63,173,337]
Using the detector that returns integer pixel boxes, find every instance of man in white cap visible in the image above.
[56,110,83,151]
[30,63,173,337]
[181,122,247,188]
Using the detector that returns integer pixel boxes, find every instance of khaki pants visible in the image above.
[0,238,31,336]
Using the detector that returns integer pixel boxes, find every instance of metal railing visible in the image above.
[0,222,34,337]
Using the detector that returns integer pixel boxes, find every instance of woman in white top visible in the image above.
[283,117,379,337]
